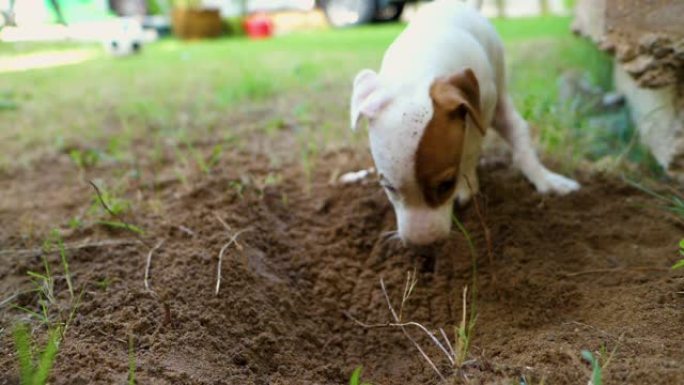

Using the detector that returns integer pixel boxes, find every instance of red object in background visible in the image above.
[244,13,274,39]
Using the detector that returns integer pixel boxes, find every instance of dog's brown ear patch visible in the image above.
[431,68,485,135]
[415,69,484,207]
[414,82,464,207]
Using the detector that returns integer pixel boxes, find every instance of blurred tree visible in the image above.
[48,0,67,24]
[495,0,505,18]
[540,0,549,15]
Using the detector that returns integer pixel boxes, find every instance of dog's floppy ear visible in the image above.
[350,69,390,131]
[432,68,485,135]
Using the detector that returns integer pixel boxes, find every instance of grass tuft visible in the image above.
[128,334,136,385]
[42,229,74,299]
[349,366,373,385]
[625,178,684,268]
[451,214,479,367]
[13,323,62,385]
[581,350,602,385]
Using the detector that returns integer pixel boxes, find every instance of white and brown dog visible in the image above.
[350,0,579,245]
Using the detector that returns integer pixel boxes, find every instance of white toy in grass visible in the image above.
[103,17,144,57]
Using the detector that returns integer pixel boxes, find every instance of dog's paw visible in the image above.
[534,171,580,195]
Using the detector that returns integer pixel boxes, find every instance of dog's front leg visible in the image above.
[494,95,580,194]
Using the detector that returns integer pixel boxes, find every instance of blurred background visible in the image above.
[0,0,682,182]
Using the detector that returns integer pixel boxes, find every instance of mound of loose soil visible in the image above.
[1,123,683,384]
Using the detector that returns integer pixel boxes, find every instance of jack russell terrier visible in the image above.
[350,0,580,246]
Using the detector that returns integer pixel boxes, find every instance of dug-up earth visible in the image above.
[0,99,683,385]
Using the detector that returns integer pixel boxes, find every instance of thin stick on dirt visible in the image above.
[215,228,251,296]
[562,266,668,277]
[399,270,417,321]
[346,310,455,368]
[213,212,233,233]
[0,292,21,308]
[440,327,456,359]
[380,278,449,380]
[144,239,165,292]
[0,239,140,257]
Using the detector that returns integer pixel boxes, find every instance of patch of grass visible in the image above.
[69,148,101,171]
[581,340,620,385]
[581,350,603,385]
[299,138,318,194]
[10,228,85,384]
[626,179,684,219]
[16,256,55,326]
[492,16,575,41]
[128,334,137,385]
[451,215,478,368]
[2,15,644,189]
[42,229,74,299]
[15,230,82,330]
[88,180,144,235]
[95,277,113,291]
[88,182,131,217]
[97,220,144,235]
[183,141,224,175]
[12,323,62,385]
[625,178,684,268]
[349,366,373,385]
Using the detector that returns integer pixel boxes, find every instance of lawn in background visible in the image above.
[1,16,650,175]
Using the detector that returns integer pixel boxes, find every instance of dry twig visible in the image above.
[144,239,166,291]
[381,278,448,380]
[562,266,667,277]
[213,213,251,295]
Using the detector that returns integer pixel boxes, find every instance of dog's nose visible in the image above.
[400,230,449,246]
[396,206,452,246]
[398,220,450,246]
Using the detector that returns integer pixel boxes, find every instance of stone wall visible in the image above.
[574,0,684,181]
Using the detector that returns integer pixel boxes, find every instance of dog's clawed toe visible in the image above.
[534,171,580,195]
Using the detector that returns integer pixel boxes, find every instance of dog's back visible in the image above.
[380,0,505,93]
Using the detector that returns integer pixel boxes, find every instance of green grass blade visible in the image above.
[54,231,74,299]
[12,324,35,385]
[672,239,684,269]
[581,350,602,385]
[26,271,48,281]
[41,256,51,284]
[451,214,478,317]
[349,366,362,385]
[128,334,136,385]
[13,305,49,324]
[97,220,144,235]
[32,328,61,385]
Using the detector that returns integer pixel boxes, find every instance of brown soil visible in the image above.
[1,109,683,384]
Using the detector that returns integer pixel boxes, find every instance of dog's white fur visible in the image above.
[351,0,580,245]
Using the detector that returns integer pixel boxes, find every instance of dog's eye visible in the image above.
[436,178,456,196]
